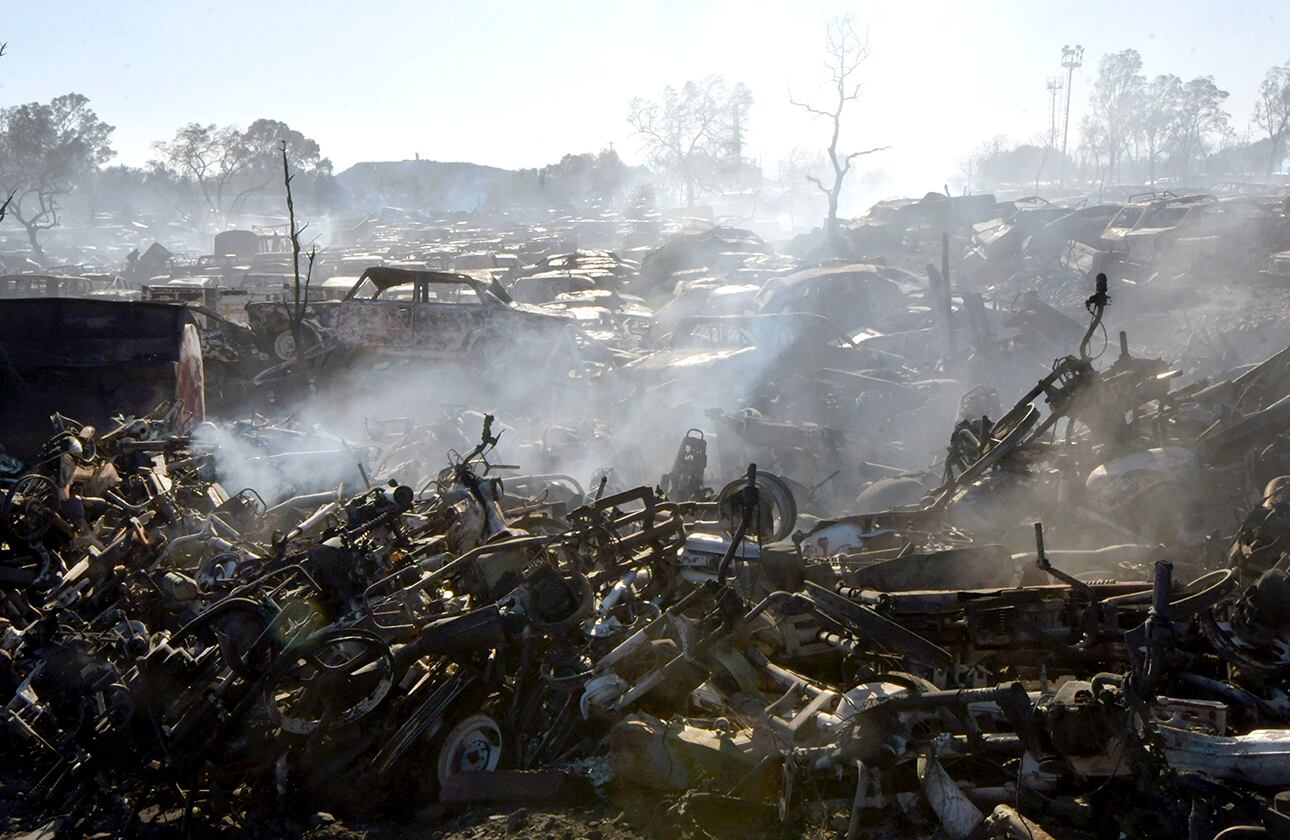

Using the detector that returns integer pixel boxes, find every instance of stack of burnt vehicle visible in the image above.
[8,278,1290,840]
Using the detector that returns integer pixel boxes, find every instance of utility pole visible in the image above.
[1046,77,1064,149]
[1036,77,1064,194]
[1059,44,1084,191]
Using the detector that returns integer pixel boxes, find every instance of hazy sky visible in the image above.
[3,0,1287,206]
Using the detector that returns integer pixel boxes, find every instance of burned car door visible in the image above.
[336,296,414,350]
[412,281,490,356]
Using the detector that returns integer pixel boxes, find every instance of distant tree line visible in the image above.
[150,119,337,220]
[0,95,349,256]
[0,99,659,259]
[0,19,884,259]
[968,50,1290,192]
[509,150,652,211]
[11,37,1285,261]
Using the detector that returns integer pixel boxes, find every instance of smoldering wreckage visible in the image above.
[6,191,1290,839]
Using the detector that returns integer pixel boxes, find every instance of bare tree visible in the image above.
[153,124,253,218]
[627,75,747,205]
[790,16,888,246]
[281,140,316,386]
[1254,60,1290,174]
[153,119,328,223]
[0,29,13,228]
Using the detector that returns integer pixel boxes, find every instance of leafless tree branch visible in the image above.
[789,15,887,249]
[282,140,312,386]
[844,145,891,164]
[788,91,834,120]
[627,75,749,205]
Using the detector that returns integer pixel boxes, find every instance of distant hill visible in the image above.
[335,151,645,213]
[336,159,519,212]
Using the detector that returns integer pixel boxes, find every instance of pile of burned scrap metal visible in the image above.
[8,292,1290,839]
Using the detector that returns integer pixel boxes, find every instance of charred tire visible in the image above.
[2,473,57,542]
[264,628,395,735]
[527,570,595,633]
[716,471,798,543]
[272,324,321,362]
[172,597,279,680]
[468,331,517,372]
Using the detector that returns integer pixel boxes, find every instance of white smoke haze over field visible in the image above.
[288,342,797,496]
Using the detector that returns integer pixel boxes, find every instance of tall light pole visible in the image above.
[1059,44,1084,190]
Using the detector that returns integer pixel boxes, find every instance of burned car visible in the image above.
[330,267,575,366]
[507,249,640,303]
[753,262,912,331]
[141,276,270,324]
[246,296,338,361]
[618,312,917,415]
[0,273,99,299]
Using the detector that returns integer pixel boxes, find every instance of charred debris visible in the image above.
[5,190,1290,839]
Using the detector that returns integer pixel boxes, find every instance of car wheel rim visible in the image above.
[437,714,503,785]
[274,332,297,361]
